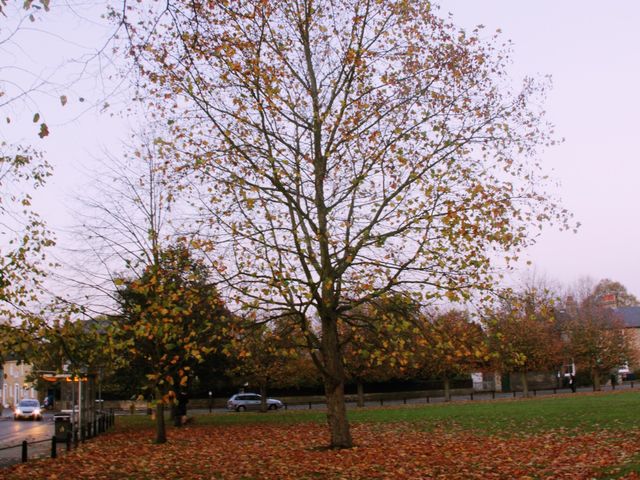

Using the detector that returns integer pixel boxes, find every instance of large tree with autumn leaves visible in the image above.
[120,0,569,448]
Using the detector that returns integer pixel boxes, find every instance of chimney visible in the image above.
[565,295,578,317]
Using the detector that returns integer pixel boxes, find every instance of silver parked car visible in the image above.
[227,393,283,412]
[14,399,43,421]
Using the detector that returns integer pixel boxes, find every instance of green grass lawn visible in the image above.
[120,390,640,435]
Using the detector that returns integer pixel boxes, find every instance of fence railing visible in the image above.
[279,380,640,410]
[0,410,115,467]
[111,381,640,415]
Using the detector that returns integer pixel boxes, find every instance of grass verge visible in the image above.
[120,390,640,435]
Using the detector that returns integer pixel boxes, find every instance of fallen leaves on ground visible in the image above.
[4,422,640,479]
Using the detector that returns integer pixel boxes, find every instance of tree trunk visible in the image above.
[154,389,166,444]
[259,381,268,413]
[321,315,353,449]
[593,369,601,391]
[443,377,451,402]
[324,376,352,448]
[356,381,365,408]
[520,371,529,397]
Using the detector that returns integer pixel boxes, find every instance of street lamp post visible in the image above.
[78,376,83,439]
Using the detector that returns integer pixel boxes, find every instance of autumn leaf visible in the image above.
[38,122,49,138]
[7,418,640,480]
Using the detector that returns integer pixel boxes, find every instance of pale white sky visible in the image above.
[3,1,639,298]
[441,1,640,296]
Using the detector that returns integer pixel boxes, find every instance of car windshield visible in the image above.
[19,400,39,407]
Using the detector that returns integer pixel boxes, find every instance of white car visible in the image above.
[14,399,43,421]
[227,393,283,412]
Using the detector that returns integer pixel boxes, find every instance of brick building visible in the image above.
[613,306,640,370]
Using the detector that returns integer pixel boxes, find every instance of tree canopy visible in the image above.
[592,279,639,308]
[111,244,231,442]
[119,0,572,448]
[414,309,489,401]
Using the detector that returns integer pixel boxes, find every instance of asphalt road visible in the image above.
[0,412,55,467]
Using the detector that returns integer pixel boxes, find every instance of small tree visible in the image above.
[565,303,636,391]
[591,279,639,308]
[342,294,418,407]
[486,289,563,396]
[414,310,489,401]
[75,135,229,443]
[230,321,315,412]
[111,245,230,443]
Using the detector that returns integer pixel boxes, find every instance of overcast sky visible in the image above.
[441,1,640,296]
[3,1,639,298]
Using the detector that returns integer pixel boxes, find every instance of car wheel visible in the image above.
[268,404,277,410]
[236,405,246,412]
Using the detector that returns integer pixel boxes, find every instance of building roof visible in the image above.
[613,307,640,328]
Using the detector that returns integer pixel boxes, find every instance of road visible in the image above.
[0,411,54,467]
